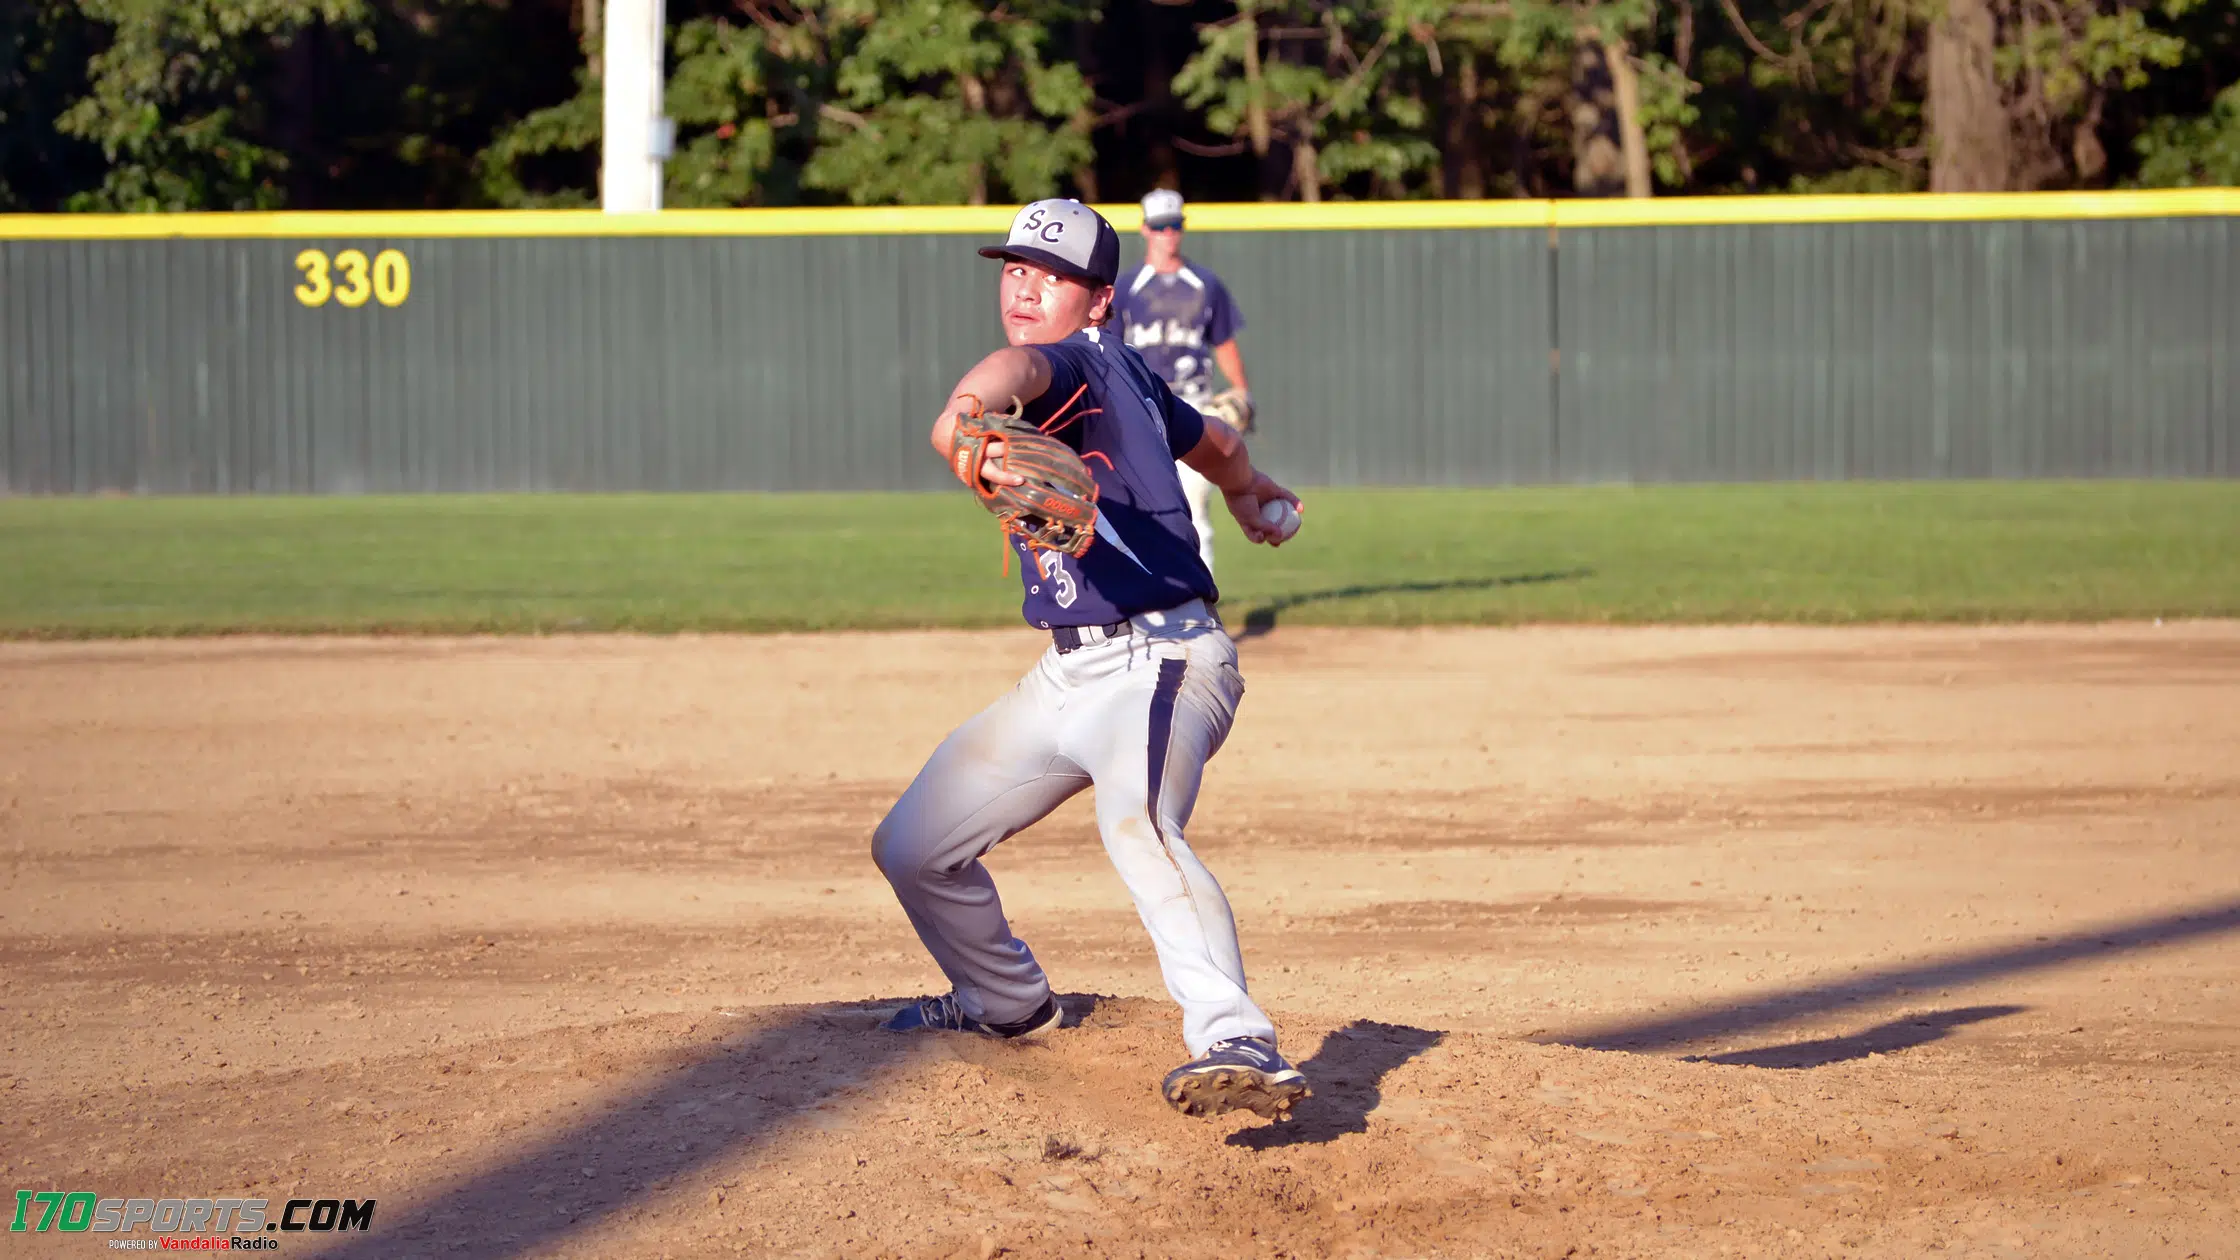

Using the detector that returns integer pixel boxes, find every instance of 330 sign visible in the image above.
[294,248,411,308]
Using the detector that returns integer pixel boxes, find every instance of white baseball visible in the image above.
[1257,498,1301,542]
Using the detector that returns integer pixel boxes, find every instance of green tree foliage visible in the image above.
[802,0,1097,204]
[477,66,603,207]
[1164,2,1705,202]
[662,14,815,207]
[1698,0,1938,192]
[481,0,1095,208]
[0,0,103,210]
[1173,2,1438,200]
[1709,0,2204,191]
[6,0,2237,211]
[2126,0,2240,185]
[60,0,371,211]
[1990,0,2191,185]
[2135,78,2240,182]
[349,0,587,208]
[55,0,582,212]
[480,2,817,209]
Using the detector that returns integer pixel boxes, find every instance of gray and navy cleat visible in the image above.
[880,992,1063,1039]
[1161,1036,1311,1119]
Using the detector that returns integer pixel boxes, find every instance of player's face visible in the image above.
[998,261,1110,345]
[1141,223,1182,266]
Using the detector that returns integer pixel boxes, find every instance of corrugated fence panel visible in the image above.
[0,235,999,494]
[1178,228,1553,487]
[1556,216,2238,482]
[1560,223,1943,481]
[2,214,2233,493]
[2220,216,2239,479]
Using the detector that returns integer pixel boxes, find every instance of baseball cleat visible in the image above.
[1161,1037,1310,1120]
[879,991,1063,1040]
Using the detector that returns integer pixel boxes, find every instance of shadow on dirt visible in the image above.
[1234,570,1592,640]
[1688,1004,2026,1069]
[307,996,1140,1260]
[305,1001,901,1260]
[1545,896,2240,1055]
[1227,1019,1445,1151]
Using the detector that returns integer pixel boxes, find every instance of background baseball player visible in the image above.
[1113,188,1256,574]
[872,198,1310,1121]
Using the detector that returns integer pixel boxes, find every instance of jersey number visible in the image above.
[1038,551,1078,608]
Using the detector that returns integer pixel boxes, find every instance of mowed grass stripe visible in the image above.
[0,482,2234,637]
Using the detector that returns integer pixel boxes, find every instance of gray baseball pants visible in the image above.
[871,601,1277,1055]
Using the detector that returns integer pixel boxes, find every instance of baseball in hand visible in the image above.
[1257,498,1301,542]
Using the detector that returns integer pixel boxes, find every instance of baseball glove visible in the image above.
[947,396,1100,559]
[1202,387,1255,435]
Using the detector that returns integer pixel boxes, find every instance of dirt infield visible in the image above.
[4,624,2237,1259]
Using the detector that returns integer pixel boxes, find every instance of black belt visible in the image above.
[1051,619,1131,653]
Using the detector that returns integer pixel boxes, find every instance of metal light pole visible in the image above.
[601,0,669,212]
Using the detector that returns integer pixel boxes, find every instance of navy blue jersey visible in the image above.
[1112,262,1243,405]
[1011,330,1216,629]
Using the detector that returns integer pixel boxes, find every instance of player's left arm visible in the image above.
[1207,277,1250,402]
[1212,339,1250,399]
[929,346,1053,487]
[1178,407,1298,546]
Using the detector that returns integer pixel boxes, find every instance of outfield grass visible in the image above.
[1,482,2234,637]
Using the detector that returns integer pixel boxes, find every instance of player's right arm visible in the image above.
[1177,396,1298,546]
[929,347,1055,487]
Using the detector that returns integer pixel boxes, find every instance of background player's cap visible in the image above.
[1141,189,1186,230]
[978,199,1119,288]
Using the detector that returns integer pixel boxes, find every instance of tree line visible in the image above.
[2,0,2235,214]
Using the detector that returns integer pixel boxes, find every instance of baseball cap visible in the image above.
[978,199,1120,288]
[1141,188,1186,229]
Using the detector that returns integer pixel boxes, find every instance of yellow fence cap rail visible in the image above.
[1171,200,1552,231]
[1551,188,2240,227]
[0,205,1018,240]
[1,188,2232,240]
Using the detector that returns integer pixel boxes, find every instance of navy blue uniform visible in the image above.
[1010,329,1214,629]
[1112,264,1244,405]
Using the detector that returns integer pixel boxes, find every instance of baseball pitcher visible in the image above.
[872,198,1310,1121]
[1113,188,1255,574]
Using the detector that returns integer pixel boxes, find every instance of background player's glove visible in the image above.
[1203,387,1255,435]
[948,397,1100,559]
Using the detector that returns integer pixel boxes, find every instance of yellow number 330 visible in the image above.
[294,248,410,308]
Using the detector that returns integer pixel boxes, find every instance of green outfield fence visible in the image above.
[2,192,2235,494]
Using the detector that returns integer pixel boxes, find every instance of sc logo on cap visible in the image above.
[1021,207,1067,243]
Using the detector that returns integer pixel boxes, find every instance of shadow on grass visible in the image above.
[1226,1020,1445,1150]
[1687,1004,2026,1069]
[1544,898,2240,1055]
[1234,569,1593,640]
